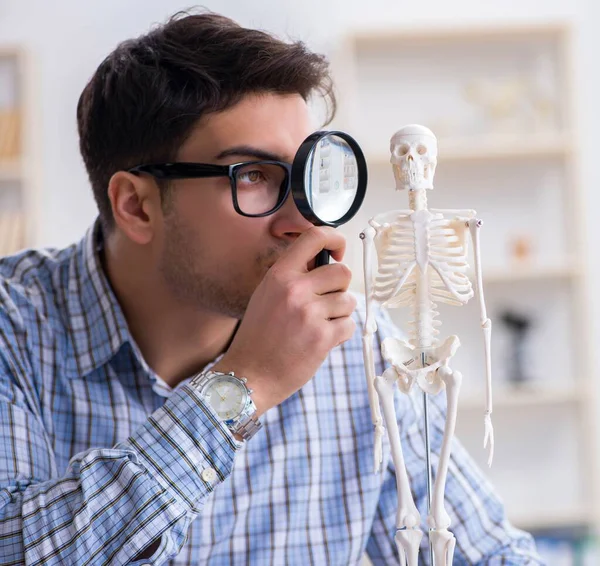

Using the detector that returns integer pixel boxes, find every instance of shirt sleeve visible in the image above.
[0,306,241,565]
[364,306,546,565]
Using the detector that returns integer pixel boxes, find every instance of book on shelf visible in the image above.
[0,212,25,256]
[0,108,20,160]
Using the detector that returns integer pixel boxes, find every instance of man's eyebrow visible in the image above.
[215,145,287,162]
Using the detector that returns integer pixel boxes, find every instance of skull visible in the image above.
[390,125,438,191]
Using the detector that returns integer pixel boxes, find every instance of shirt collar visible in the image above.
[64,219,132,378]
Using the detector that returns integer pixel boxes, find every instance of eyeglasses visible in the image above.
[128,161,292,217]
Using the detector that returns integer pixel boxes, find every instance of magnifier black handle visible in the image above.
[315,249,330,268]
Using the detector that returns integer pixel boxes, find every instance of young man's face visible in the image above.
[157,92,316,319]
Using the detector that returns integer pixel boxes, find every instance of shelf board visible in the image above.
[459,386,584,411]
[510,507,592,533]
[0,160,21,182]
[366,134,572,165]
[480,263,581,284]
[347,22,569,46]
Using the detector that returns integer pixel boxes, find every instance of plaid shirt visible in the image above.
[0,221,542,565]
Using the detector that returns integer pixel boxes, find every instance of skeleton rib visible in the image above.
[430,247,464,256]
[431,287,467,305]
[385,245,415,253]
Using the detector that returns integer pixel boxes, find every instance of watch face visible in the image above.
[204,377,247,421]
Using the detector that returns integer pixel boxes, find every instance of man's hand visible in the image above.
[213,226,357,417]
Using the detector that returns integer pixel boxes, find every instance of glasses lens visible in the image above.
[234,163,288,215]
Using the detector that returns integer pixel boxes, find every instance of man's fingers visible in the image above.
[329,315,357,346]
[275,227,346,273]
[320,291,357,320]
[307,262,353,295]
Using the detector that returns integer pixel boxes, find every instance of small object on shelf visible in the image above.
[0,108,20,160]
[499,310,534,386]
[531,96,557,134]
[463,76,559,137]
[463,77,528,136]
[509,234,534,263]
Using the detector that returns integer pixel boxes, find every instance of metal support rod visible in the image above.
[422,352,434,564]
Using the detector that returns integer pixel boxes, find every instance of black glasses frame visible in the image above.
[128,160,293,218]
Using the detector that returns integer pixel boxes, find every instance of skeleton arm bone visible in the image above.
[360,226,385,472]
[468,219,494,467]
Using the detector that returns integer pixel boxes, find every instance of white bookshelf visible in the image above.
[0,47,31,256]
[333,22,596,561]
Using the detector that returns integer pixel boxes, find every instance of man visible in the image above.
[0,10,542,565]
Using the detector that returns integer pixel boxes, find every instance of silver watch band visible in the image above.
[235,411,262,441]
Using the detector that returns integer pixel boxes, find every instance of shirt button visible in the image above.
[201,467,217,483]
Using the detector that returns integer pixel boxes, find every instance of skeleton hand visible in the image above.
[365,316,378,335]
[484,412,494,467]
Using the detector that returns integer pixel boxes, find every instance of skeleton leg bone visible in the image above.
[375,367,423,565]
[428,365,462,566]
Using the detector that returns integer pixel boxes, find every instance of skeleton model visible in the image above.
[360,125,493,566]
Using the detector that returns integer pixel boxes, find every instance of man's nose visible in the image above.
[269,189,315,241]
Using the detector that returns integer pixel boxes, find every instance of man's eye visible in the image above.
[239,170,265,183]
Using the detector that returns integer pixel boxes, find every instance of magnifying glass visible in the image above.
[291,131,368,267]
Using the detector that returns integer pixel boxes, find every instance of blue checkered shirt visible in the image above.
[0,221,543,565]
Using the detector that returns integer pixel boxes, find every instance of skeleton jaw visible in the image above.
[392,161,435,191]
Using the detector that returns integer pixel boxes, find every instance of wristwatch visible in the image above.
[189,369,262,441]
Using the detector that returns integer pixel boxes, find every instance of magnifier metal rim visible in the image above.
[291,130,368,227]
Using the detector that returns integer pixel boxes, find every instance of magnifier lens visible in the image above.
[291,129,367,267]
[304,135,359,223]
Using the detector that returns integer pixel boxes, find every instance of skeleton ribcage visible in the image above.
[372,216,474,346]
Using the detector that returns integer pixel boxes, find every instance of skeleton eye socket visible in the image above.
[397,144,410,156]
[417,145,427,155]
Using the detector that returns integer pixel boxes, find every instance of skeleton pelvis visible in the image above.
[381,336,460,395]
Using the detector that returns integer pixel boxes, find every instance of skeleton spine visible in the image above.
[410,270,440,349]
[408,189,440,351]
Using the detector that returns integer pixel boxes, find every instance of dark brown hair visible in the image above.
[77,10,336,233]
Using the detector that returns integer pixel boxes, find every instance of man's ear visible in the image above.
[107,171,162,245]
